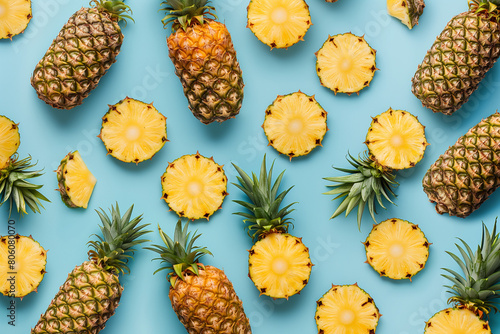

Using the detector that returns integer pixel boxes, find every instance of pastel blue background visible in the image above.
[1,0,500,333]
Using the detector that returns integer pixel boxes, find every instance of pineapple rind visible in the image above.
[0,235,46,298]
[0,0,32,39]
[0,115,20,169]
[424,308,490,333]
[387,0,425,29]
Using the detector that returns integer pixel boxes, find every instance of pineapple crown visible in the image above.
[147,220,212,286]
[0,154,49,217]
[88,204,151,275]
[443,219,500,316]
[232,155,296,241]
[91,0,134,23]
[323,152,398,230]
[160,0,217,31]
[470,0,500,22]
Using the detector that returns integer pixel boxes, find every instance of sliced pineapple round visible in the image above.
[263,92,328,160]
[56,151,96,209]
[247,0,311,49]
[316,33,377,95]
[364,218,430,280]
[0,0,31,39]
[0,234,47,298]
[424,308,490,333]
[387,0,425,30]
[0,115,20,169]
[161,153,228,220]
[366,108,428,170]
[315,284,380,334]
[99,97,167,164]
[248,232,312,299]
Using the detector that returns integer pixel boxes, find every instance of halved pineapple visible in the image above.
[364,218,430,280]
[0,0,32,39]
[248,232,312,299]
[0,234,47,298]
[387,0,425,30]
[263,92,328,160]
[99,97,167,164]
[316,284,380,334]
[247,0,312,49]
[424,308,490,333]
[365,108,428,170]
[316,33,377,95]
[56,151,96,209]
[0,115,20,169]
[161,153,228,220]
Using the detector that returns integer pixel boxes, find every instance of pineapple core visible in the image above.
[271,7,288,24]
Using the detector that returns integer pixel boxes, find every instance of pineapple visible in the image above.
[233,156,313,299]
[365,108,428,170]
[364,218,430,280]
[0,115,20,169]
[315,284,381,334]
[0,235,47,298]
[423,112,500,218]
[325,0,339,2]
[161,153,228,220]
[263,92,328,160]
[99,97,168,163]
[411,0,500,115]
[247,0,312,49]
[0,0,32,39]
[31,0,132,110]
[424,221,500,333]
[56,151,96,209]
[148,220,251,333]
[387,0,425,29]
[161,0,244,124]
[31,204,150,334]
[316,33,377,95]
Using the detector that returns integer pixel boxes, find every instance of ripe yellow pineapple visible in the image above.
[0,116,20,169]
[99,97,168,163]
[148,220,252,333]
[161,153,228,220]
[0,0,32,39]
[247,0,312,49]
[56,151,96,209]
[233,156,313,299]
[0,234,47,298]
[364,218,430,280]
[263,91,328,160]
[387,0,425,29]
[316,33,377,95]
[315,284,381,334]
[161,0,244,124]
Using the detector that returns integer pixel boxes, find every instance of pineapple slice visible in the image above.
[0,115,20,169]
[425,308,490,333]
[161,153,228,220]
[316,33,377,95]
[56,151,96,209]
[366,108,428,170]
[0,0,32,39]
[248,232,312,299]
[0,234,47,298]
[316,284,381,334]
[263,92,328,160]
[364,218,430,280]
[387,0,425,30]
[99,97,167,164]
[247,0,312,49]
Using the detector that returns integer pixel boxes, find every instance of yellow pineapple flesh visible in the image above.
[425,308,491,333]
[0,115,20,169]
[0,0,31,39]
[247,0,312,49]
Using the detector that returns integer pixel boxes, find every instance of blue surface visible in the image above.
[1,0,500,333]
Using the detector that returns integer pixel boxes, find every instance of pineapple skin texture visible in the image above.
[31,7,123,110]
[56,152,78,208]
[31,261,122,334]
[170,265,251,334]
[422,112,500,218]
[411,12,500,115]
[167,20,244,124]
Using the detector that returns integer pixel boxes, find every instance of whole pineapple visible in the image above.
[161,0,244,124]
[411,0,500,115]
[31,204,150,333]
[148,220,251,333]
[423,112,500,218]
[31,0,132,110]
